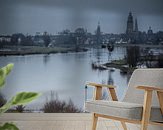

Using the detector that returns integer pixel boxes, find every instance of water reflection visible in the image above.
[107,44,114,62]
[0,47,128,109]
[43,54,50,65]
[94,48,102,63]
[107,70,114,85]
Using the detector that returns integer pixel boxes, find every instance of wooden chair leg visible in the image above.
[157,91,163,114]
[141,90,152,130]
[121,121,127,130]
[141,120,149,130]
[92,113,98,130]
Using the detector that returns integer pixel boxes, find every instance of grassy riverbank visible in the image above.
[91,59,136,74]
[0,46,88,56]
[114,43,163,48]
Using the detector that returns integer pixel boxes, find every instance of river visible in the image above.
[0,47,128,111]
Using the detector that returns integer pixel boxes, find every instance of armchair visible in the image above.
[85,69,163,130]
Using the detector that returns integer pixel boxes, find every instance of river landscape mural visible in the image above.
[0,0,163,112]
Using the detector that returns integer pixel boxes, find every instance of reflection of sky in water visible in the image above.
[0,47,128,110]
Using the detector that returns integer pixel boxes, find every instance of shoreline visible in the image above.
[0,46,88,56]
[114,43,163,48]
[0,44,163,56]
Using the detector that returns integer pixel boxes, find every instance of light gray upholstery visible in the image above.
[123,69,163,106]
[85,69,163,123]
[85,100,163,122]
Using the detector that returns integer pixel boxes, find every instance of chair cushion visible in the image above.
[85,100,163,122]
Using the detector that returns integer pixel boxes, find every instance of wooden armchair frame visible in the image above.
[86,82,163,130]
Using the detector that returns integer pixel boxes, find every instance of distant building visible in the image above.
[35,32,42,36]
[95,22,102,44]
[147,26,155,44]
[126,12,134,34]
[125,12,142,44]
[134,18,138,32]
[147,26,153,35]
[0,36,11,43]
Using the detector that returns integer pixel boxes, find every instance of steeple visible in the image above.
[96,21,101,44]
[97,21,101,35]
[98,21,100,26]
[126,12,134,34]
[148,26,153,35]
[134,18,138,32]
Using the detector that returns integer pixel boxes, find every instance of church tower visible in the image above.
[126,12,134,34]
[96,22,102,44]
[134,18,138,32]
[96,22,101,36]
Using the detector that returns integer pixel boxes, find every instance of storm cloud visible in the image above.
[0,0,163,34]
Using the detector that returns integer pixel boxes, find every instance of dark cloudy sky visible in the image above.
[0,0,163,35]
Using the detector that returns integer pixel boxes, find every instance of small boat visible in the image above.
[98,65,108,70]
[91,62,108,70]
[107,44,114,52]
[101,44,107,48]
[120,67,128,74]
[109,68,116,71]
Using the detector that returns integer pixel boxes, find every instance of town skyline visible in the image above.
[0,0,163,35]
[0,14,162,36]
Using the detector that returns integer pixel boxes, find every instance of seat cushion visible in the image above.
[85,100,163,122]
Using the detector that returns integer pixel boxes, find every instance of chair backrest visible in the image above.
[123,68,163,107]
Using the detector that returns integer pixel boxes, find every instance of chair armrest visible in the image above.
[86,82,116,88]
[136,86,163,92]
[85,82,117,101]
